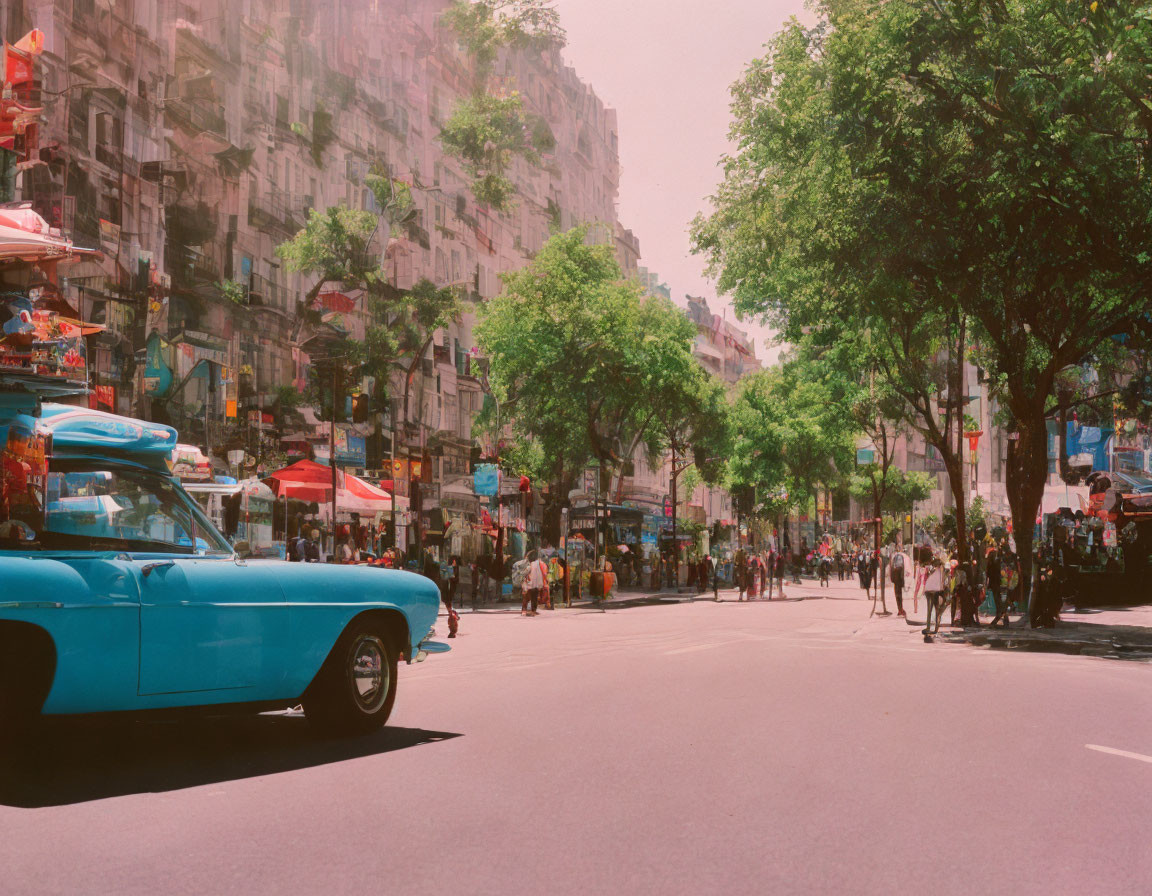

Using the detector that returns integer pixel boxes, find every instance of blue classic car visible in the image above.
[0,377,447,736]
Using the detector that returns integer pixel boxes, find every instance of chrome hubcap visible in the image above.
[350,635,388,713]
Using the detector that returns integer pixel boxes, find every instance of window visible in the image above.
[2,452,231,554]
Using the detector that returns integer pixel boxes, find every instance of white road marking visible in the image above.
[1086,744,1152,764]
[664,641,734,655]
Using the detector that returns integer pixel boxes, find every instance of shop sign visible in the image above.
[473,463,498,496]
[98,218,120,256]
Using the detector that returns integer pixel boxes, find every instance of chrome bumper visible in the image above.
[414,639,451,663]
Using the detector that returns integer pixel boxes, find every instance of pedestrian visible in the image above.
[734,547,747,601]
[760,554,768,597]
[922,554,947,642]
[522,550,547,616]
[775,551,786,598]
[890,547,907,618]
[447,554,460,609]
[986,547,1007,628]
[423,551,457,638]
[818,555,830,588]
[857,552,870,596]
[338,525,360,564]
[306,528,322,563]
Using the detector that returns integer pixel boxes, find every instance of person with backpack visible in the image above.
[890,548,908,618]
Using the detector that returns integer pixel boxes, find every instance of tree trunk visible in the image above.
[945,452,969,565]
[1010,419,1050,626]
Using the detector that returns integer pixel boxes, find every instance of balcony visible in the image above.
[247,189,300,233]
[166,97,226,139]
[169,244,221,289]
[248,273,288,311]
[94,143,122,171]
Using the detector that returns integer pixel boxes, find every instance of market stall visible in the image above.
[262,458,393,518]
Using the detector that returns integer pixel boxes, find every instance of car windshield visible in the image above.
[1,457,233,555]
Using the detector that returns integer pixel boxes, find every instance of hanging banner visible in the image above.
[473,463,498,497]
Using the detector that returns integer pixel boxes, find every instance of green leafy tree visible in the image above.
[441,0,564,83]
[476,227,708,528]
[695,1,1152,618]
[278,174,459,457]
[437,93,541,209]
[439,1,563,210]
[727,356,855,541]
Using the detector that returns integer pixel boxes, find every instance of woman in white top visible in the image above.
[922,557,947,640]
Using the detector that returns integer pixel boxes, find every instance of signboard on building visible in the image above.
[98,218,120,256]
[473,463,499,496]
[337,435,365,467]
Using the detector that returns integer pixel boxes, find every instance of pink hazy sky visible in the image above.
[554,0,812,363]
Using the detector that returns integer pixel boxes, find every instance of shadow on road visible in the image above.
[0,714,461,808]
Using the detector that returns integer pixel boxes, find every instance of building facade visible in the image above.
[5,0,638,556]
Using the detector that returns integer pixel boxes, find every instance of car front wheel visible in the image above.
[304,620,398,735]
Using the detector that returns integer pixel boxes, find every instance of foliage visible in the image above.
[678,464,703,500]
[276,204,380,298]
[438,92,539,211]
[727,355,856,520]
[850,467,935,514]
[693,0,1152,608]
[441,0,565,82]
[278,187,459,422]
[967,496,988,533]
[274,384,303,415]
[216,279,247,306]
[439,1,564,210]
[476,226,708,494]
[365,170,415,236]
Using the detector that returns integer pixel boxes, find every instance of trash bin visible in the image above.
[589,571,605,597]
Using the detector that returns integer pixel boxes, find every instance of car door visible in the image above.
[136,556,288,697]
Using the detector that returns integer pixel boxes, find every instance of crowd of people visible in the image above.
[284,517,1075,648]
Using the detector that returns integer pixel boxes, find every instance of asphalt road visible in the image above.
[4,578,1151,895]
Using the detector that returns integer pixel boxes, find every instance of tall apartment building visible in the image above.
[6,0,637,554]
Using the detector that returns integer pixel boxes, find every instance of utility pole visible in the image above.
[330,364,339,541]
[670,439,678,588]
[389,396,397,550]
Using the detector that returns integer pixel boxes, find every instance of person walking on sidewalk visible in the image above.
[922,554,947,642]
[986,546,1008,628]
[775,551,786,598]
[890,547,908,618]
[522,550,547,616]
[734,547,748,601]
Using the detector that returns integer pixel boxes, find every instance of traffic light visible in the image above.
[351,393,370,423]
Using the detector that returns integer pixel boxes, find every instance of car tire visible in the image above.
[304,619,398,736]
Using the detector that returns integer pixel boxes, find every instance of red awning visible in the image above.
[263,459,393,514]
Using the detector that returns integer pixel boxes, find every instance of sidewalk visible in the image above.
[931,604,1152,660]
[460,573,847,613]
[455,575,1152,661]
